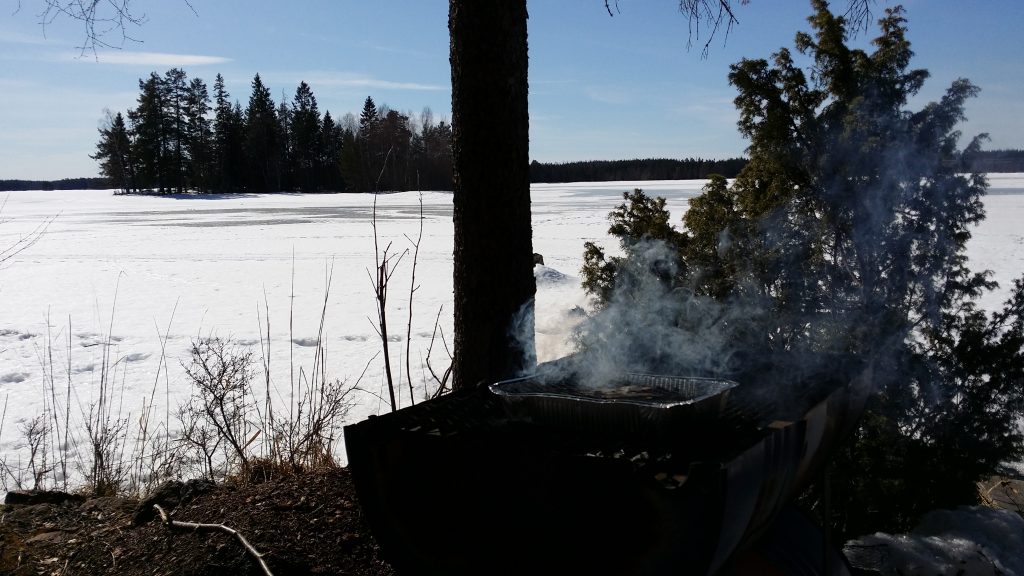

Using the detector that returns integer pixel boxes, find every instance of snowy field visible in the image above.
[0,176,1022,480]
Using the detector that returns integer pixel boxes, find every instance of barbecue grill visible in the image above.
[344,354,871,575]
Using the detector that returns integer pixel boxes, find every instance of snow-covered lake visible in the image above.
[1,176,1022,480]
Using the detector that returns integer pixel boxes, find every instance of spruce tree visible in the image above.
[339,125,361,192]
[357,96,382,191]
[211,74,247,193]
[128,72,166,192]
[244,74,279,192]
[290,81,321,192]
[319,110,343,191]
[421,118,453,190]
[91,111,134,193]
[582,1,1024,536]
[276,99,293,191]
[358,96,378,135]
[184,77,213,192]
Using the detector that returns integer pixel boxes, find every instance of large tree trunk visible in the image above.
[449,0,536,389]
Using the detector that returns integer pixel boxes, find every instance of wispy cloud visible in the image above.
[363,42,434,60]
[301,71,446,92]
[666,94,736,127]
[0,77,37,90]
[61,51,232,66]
[584,85,631,105]
[532,79,578,86]
[0,30,51,45]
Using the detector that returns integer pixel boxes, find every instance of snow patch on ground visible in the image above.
[844,506,1024,575]
[0,372,29,384]
[534,264,571,284]
[0,178,1020,478]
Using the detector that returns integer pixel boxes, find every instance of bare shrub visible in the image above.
[78,292,133,497]
[135,430,185,492]
[267,373,353,477]
[177,399,225,481]
[176,333,355,483]
[82,403,130,496]
[21,414,51,490]
[178,338,257,480]
[0,413,53,492]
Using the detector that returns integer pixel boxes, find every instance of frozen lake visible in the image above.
[1,176,1022,481]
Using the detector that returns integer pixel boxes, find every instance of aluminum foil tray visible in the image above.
[490,373,738,439]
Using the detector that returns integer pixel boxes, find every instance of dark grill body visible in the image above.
[345,354,870,575]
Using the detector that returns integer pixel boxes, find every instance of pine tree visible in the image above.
[377,108,412,191]
[449,0,535,387]
[163,68,189,193]
[184,77,213,192]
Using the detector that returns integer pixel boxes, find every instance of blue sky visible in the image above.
[2,0,1022,180]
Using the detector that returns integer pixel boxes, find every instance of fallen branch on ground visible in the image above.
[152,503,274,576]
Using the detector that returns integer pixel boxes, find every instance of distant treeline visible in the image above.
[0,177,109,192]
[93,68,453,194]
[528,150,1024,183]
[18,149,1024,194]
[967,149,1024,173]
[529,157,748,183]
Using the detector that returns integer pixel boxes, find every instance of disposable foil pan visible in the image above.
[489,373,738,439]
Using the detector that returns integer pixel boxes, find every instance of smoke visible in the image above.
[512,168,961,400]
[531,265,589,363]
[507,296,537,373]
[521,159,989,401]
[563,241,740,386]
[517,238,795,395]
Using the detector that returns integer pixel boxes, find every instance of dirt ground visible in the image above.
[0,468,394,575]
[3,469,1020,575]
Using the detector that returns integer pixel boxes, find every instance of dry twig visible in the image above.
[153,503,273,576]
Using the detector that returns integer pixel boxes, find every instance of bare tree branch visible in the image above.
[603,1,876,57]
[844,0,875,34]
[39,0,147,57]
[678,0,746,57]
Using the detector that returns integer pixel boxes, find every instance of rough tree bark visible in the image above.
[449,0,536,390]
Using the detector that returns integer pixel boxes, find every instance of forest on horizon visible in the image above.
[7,147,1021,193]
[3,65,1022,193]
